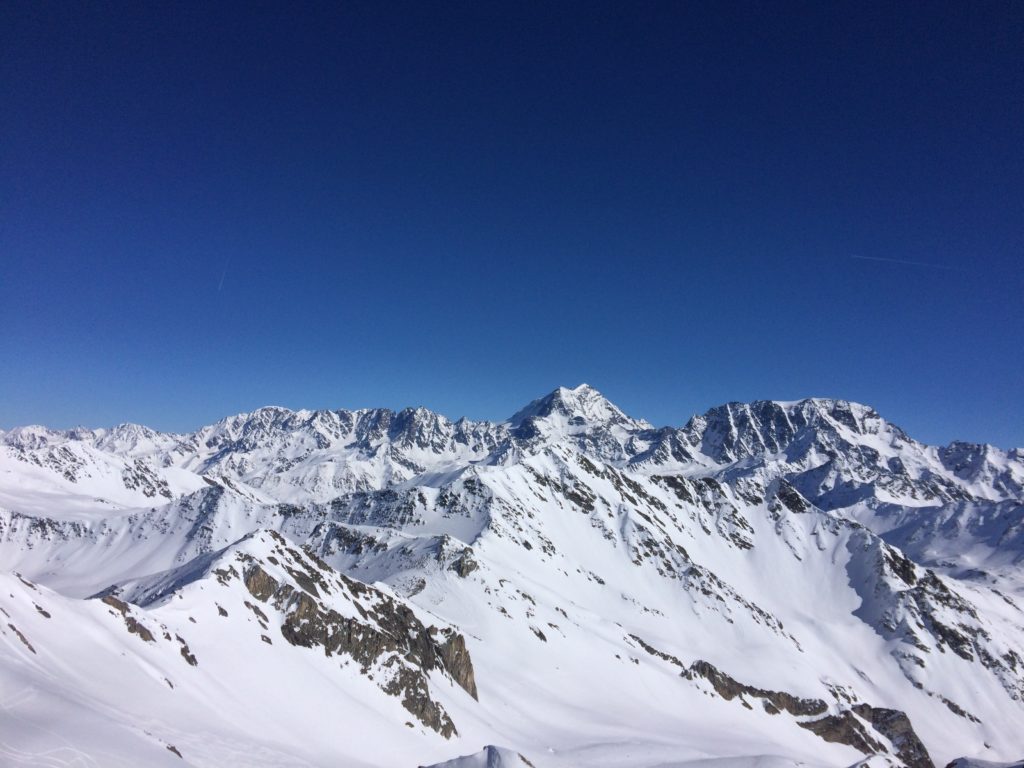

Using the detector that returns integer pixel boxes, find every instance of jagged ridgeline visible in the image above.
[1,385,1022,767]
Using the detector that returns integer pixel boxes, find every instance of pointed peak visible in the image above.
[560,382,600,396]
[508,384,647,431]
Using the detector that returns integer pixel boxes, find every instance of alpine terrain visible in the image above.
[1,385,1022,768]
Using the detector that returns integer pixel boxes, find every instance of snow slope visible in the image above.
[1,385,1022,767]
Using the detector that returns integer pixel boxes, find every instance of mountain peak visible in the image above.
[508,384,643,429]
[679,397,911,465]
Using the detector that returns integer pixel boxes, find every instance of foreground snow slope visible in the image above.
[1,385,1022,767]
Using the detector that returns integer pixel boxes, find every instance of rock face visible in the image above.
[246,559,466,737]
[106,529,477,738]
[798,711,886,757]
[634,638,933,768]
[680,657,828,718]
[852,705,934,768]
[436,631,477,700]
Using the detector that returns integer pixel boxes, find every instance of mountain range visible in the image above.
[1,385,1022,767]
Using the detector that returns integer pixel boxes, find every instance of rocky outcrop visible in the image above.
[235,532,477,737]
[798,711,885,755]
[647,648,932,767]
[437,630,477,700]
[680,658,827,717]
[851,704,933,768]
[847,531,1024,702]
[101,595,156,643]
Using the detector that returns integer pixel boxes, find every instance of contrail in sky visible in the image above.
[217,257,231,291]
[850,254,957,271]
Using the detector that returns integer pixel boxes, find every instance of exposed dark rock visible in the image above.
[682,659,826,717]
[450,550,479,578]
[798,711,885,755]
[213,564,240,586]
[381,660,455,738]
[15,573,38,591]
[239,544,477,738]
[851,704,933,768]
[629,634,684,669]
[936,695,980,723]
[176,635,198,666]
[437,629,478,700]
[101,595,155,643]
[121,459,172,499]
[244,564,279,602]
[653,475,695,504]
[884,546,918,586]
[774,481,811,514]
[675,655,930,766]
[7,623,35,653]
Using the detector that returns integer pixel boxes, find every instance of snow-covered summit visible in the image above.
[509,384,647,431]
[504,384,653,463]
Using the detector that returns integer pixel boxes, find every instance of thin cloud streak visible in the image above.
[850,255,957,271]
[217,257,231,292]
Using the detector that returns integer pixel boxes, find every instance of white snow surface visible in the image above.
[421,745,534,768]
[1,385,1023,767]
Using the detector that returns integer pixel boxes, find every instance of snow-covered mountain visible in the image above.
[1,385,1022,767]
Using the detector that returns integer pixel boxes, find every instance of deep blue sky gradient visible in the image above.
[2,2,1022,446]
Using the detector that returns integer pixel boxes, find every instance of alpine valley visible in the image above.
[1,385,1022,768]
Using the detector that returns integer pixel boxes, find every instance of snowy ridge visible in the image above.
[1,385,1023,767]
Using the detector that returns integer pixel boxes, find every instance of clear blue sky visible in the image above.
[2,2,1022,447]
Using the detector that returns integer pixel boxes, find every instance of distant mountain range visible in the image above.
[1,385,1022,767]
